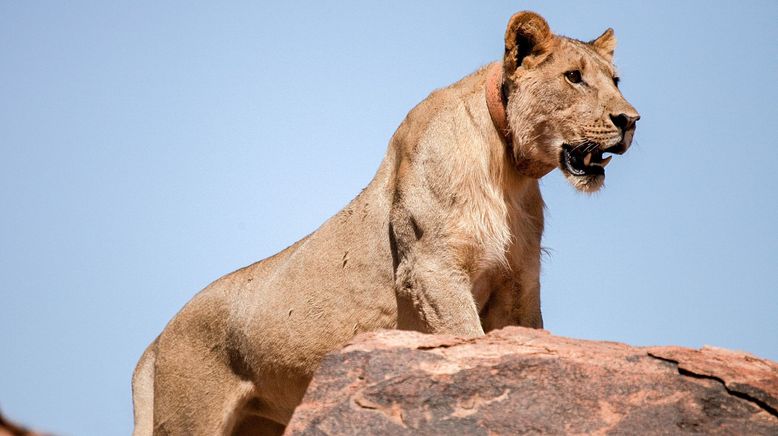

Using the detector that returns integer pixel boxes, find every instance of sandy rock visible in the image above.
[286,327,778,435]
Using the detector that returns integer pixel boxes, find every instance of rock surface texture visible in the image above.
[285,327,778,435]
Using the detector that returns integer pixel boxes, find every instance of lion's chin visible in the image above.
[563,172,605,193]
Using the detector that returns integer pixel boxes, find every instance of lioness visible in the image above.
[133,11,638,435]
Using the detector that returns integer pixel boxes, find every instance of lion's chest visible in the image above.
[470,197,543,312]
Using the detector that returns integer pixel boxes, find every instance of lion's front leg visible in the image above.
[480,244,544,331]
[390,214,484,337]
[393,250,484,337]
[514,273,544,329]
[480,273,543,332]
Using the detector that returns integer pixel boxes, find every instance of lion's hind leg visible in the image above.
[150,333,262,435]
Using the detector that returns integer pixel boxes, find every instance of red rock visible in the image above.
[285,327,778,435]
[646,346,778,417]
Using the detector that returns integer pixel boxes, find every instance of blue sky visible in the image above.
[1,1,776,434]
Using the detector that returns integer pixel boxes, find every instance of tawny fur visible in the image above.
[132,11,639,435]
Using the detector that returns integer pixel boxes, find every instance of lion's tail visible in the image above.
[132,339,157,436]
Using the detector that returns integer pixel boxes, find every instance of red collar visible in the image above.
[485,63,512,146]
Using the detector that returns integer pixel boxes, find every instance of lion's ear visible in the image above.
[503,11,553,74]
[591,28,617,61]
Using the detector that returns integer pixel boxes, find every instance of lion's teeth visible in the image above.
[601,155,612,167]
[583,153,592,166]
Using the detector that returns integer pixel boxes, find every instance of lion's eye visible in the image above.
[564,70,583,84]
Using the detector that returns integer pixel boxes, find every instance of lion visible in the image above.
[132,11,639,435]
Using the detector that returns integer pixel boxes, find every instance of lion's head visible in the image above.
[502,12,639,192]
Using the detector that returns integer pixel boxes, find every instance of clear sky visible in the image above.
[1,1,776,434]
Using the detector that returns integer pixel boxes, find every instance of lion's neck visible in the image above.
[449,65,543,268]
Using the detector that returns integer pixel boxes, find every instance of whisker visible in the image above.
[576,142,599,154]
[570,142,590,152]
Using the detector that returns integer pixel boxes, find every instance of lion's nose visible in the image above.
[610,113,640,133]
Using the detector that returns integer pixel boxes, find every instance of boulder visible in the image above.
[285,327,778,435]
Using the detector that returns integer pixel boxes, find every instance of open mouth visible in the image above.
[560,142,617,177]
